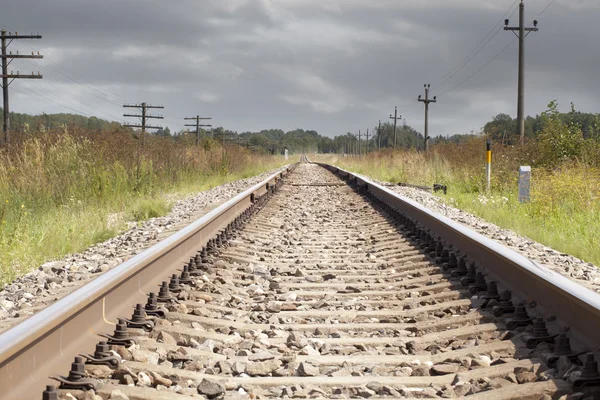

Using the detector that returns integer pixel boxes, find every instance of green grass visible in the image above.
[129,198,171,221]
[0,132,292,286]
[314,153,600,267]
[0,166,291,286]
[444,189,600,266]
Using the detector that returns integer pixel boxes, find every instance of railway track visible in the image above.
[2,159,600,399]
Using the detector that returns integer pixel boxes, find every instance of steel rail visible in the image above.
[314,161,600,351]
[0,164,295,400]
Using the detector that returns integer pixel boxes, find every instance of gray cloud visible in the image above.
[3,0,599,137]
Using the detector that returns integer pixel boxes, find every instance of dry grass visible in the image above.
[0,129,288,285]
[314,138,600,267]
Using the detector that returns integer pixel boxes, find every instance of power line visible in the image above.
[1,23,126,109]
[431,0,519,90]
[436,40,515,97]
[534,0,557,19]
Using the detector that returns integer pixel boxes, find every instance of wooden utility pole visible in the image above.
[184,115,212,146]
[377,120,381,151]
[505,0,538,146]
[1,30,43,145]
[365,128,370,154]
[389,107,401,149]
[418,84,436,152]
[123,102,164,145]
[357,130,362,156]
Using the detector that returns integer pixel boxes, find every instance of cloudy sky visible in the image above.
[2,0,599,137]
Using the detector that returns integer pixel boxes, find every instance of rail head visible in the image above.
[313,160,600,350]
[0,163,297,400]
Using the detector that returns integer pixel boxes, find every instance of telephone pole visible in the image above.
[184,115,212,146]
[365,128,370,154]
[357,130,362,155]
[505,0,538,146]
[123,102,164,145]
[389,106,401,149]
[418,84,436,152]
[377,120,381,151]
[1,30,43,145]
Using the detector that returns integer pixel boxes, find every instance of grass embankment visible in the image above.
[314,138,600,267]
[0,131,290,286]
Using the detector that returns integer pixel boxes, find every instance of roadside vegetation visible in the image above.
[314,101,600,267]
[0,128,288,286]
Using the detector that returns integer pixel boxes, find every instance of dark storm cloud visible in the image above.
[3,0,599,137]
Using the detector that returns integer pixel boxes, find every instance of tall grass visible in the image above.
[0,129,288,285]
[314,139,600,267]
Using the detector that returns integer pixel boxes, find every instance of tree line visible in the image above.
[3,102,600,154]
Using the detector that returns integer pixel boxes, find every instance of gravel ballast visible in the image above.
[378,181,600,292]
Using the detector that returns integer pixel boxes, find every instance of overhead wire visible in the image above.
[0,23,132,123]
[433,0,557,99]
[430,0,519,91]
[436,40,516,98]
[393,1,519,128]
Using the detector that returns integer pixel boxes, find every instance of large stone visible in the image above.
[217,360,233,375]
[149,371,172,387]
[516,371,537,384]
[136,371,152,387]
[298,362,320,377]
[108,390,130,400]
[197,378,225,399]
[488,378,514,389]
[245,359,282,376]
[431,364,460,375]
[411,366,430,376]
[0,299,15,312]
[266,302,281,313]
[131,349,159,365]
[196,294,213,302]
[157,331,177,345]
[279,292,298,301]
[249,350,276,361]
[453,383,471,397]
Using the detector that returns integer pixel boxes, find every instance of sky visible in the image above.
[2,0,599,138]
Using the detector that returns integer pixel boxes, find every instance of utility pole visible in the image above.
[123,102,164,145]
[358,130,362,156]
[1,30,43,145]
[184,115,212,146]
[365,128,370,154]
[505,0,538,146]
[377,120,381,151]
[389,106,401,149]
[418,84,436,152]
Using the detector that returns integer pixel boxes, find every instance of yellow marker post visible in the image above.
[486,140,492,192]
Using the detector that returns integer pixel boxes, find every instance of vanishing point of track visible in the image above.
[2,158,600,399]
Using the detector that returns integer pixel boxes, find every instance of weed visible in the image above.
[0,129,289,286]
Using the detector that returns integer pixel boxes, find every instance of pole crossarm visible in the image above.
[123,125,163,130]
[184,115,212,146]
[0,74,42,79]
[122,102,164,140]
[0,55,43,59]
[123,104,164,109]
[2,34,42,39]
[1,29,43,145]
